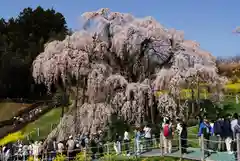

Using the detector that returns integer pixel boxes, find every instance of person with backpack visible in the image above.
[198,118,212,157]
[163,119,173,154]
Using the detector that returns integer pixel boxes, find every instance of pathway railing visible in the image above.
[4,132,240,161]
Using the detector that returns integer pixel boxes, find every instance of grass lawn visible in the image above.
[0,102,32,121]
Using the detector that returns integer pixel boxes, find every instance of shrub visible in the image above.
[75,152,91,161]
[187,118,198,127]
[54,154,67,161]
[0,131,24,146]
[27,156,35,161]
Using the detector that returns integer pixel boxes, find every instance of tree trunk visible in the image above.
[191,87,194,117]
[61,87,66,118]
[74,75,80,133]
[150,95,155,125]
[81,76,87,104]
[196,76,200,116]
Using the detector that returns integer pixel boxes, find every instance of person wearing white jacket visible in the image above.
[32,141,39,161]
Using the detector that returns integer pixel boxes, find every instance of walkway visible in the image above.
[141,147,236,161]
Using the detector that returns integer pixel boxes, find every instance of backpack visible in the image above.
[81,138,86,147]
[202,125,211,138]
[234,120,240,134]
[163,124,171,137]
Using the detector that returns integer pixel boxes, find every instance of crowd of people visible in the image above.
[2,113,240,160]
[162,113,240,159]
[0,134,86,161]
[196,113,240,158]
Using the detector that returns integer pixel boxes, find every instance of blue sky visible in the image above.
[0,0,239,57]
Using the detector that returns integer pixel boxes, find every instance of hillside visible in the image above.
[0,102,32,122]
[0,107,65,145]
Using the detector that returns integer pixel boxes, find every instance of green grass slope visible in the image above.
[21,107,63,141]
[0,108,63,144]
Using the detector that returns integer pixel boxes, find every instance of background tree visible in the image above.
[0,6,68,99]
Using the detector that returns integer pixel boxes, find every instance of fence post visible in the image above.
[179,134,182,160]
[107,142,110,160]
[37,128,40,137]
[84,145,87,161]
[160,132,163,156]
[201,134,205,161]
[152,134,156,148]
[51,123,53,131]
[237,134,240,161]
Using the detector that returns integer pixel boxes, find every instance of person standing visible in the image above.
[163,120,173,154]
[47,138,57,161]
[180,122,188,154]
[198,118,212,157]
[66,135,75,160]
[176,118,183,135]
[97,130,104,157]
[143,124,152,151]
[57,140,64,154]
[231,113,240,160]
[134,127,141,155]
[32,141,39,161]
[214,117,224,151]
[114,133,121,155]
[123,128,130,156]
[222,115,233,154]
[90,134,98,159]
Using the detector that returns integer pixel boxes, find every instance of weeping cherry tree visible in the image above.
[32,8,225,141]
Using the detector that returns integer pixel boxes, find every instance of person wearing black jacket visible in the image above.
[97,131,104,157]
[222,115,233,154]
[90,134,98,159]
[180,122,188,154]
[214,117,224,151]
[47,137,57,161]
